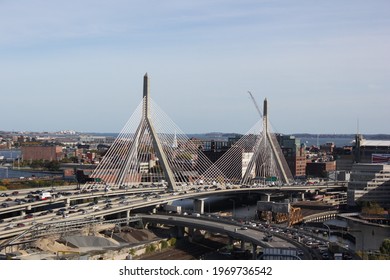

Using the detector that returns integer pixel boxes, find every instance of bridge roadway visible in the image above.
[139,214,301,251]
[0,183,345,215]
[2,212,310,259]
[0,183,345,240]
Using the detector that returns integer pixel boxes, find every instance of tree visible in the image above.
[361,202,385,215]
[380,239,390,255]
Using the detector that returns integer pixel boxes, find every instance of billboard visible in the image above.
[372,154,390,163]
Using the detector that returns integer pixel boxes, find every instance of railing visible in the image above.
[0,216,142,251]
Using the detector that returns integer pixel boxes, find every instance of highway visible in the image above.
[140,214,296,250]
[0,182,345,214]
[0,183,346,240]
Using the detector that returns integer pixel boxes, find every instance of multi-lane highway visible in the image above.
[0,183,345,241]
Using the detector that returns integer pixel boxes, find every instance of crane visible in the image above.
[247,91,262,118]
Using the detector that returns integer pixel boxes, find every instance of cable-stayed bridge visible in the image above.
[83,74,293,191]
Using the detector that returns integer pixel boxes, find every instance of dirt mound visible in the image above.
[62,235,119,248]
[33,235,77,253]
[115,228,158,244]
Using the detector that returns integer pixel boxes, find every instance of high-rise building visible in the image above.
[347,163,390,207]
[277,135,306,178]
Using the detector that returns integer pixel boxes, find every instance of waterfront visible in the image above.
[0,150,21,160]
[0,167,57,179]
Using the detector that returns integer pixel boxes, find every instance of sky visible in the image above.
[1,0,389,135]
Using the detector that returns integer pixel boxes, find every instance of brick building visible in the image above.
[21,145,64,161]
[277,135,307,178]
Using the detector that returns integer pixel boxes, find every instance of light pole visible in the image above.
[229,199,235,219]
[323,222,331,240]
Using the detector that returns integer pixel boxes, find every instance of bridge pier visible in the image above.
[126,209,131,222]
[301,192,305,201]
[240,240,246,250]
[252,243,257,260]
[64,198,70,207]
[261,194,271,202]
[177,226,185,238]
[20,210,26,217]
[193,199,204,214]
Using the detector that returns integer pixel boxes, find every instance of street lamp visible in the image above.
[323,222,331,240]
[229,199,235,219]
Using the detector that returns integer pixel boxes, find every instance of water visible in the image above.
[173,197,390,252]
[320,218,390,251]
[299,137,354,147]
[0,168,55,179]
[342,219,390,251]
[0,150,21,160]
[172,196,259,221]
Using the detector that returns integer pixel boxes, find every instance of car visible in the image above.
[24,214,34,219]
[240,226,248,230]
[11,191,19,195]
[1,203,9,208]
[16,223,26,227]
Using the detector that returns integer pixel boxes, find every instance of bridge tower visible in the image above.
[241,98,293,185]
[133,73,176,190]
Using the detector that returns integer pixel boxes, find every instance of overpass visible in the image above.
[1,213,309,260]
[0,183,345,215]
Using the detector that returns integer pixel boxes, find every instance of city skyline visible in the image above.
[1,1,389,134]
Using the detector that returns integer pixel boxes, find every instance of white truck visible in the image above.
[39,192,52,200]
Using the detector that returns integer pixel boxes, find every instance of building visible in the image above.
[320,142,335,154]
[336,135,390,172]
[354,135,390,164]
[21,145,63,161]
[306,161,336,178]
[334,146,354,171]
[277,135,306,178]
[347,163,390,207]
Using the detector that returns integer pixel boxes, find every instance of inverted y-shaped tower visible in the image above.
[241,98,292,184]
[140,73,177,190]
[262,98,292,184]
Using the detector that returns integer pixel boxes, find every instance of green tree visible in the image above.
[168,238,176,247]
[380,239,390,255]
[160,240,168,250]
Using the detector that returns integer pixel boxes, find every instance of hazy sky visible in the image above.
[1,0,389,134]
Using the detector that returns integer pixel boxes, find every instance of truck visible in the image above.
[163,204,182,214]
[39,192,52,200]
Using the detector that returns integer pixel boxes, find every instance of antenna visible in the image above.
[357,117,360,135]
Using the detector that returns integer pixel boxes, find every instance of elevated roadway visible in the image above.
[0,183,345,215]
[0,183,346,240]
